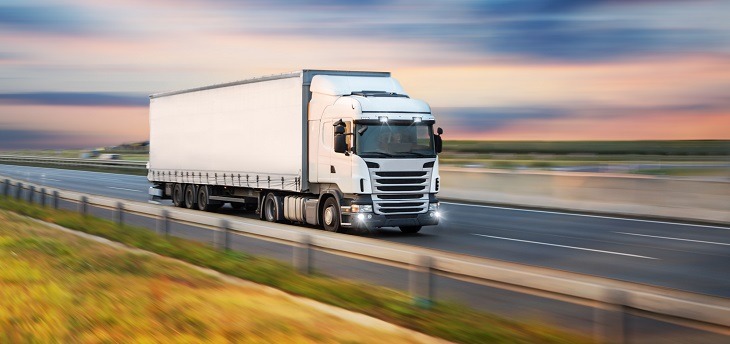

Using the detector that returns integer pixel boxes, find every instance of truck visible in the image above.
[147,70,443,233]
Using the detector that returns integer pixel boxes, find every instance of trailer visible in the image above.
[148,70,442,233]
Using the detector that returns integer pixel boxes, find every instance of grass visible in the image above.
[0,197,590,343]
[0,210,434,343]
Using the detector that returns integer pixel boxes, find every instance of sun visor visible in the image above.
[310,75,406,96]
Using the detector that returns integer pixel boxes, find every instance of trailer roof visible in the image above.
[149,69,390,99]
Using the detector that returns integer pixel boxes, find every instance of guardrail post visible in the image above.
[40,188,46,207]
[52,191,59,209]
[2,179,9,197]
[409,255,433,309]
[594,289,627,344]
[214,219,230,250]
[28,185,35,203]
[15,182,23,200]
[293,233,312,274]
[78,196,88,215]
[156,210,169,236]
[114,202,124,225]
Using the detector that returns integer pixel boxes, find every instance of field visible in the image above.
[0,210,443,343]
[0,198,588,343]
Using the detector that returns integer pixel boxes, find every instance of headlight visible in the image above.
[350,204,373,213]
[428,202,439,211]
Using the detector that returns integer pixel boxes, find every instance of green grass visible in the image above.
[0,197,590,344]
[0,210,437,343]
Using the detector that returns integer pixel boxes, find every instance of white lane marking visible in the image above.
[444,202,729,231]
[614,232,730,246]
[108,186,141,192]
[471,233,659,260]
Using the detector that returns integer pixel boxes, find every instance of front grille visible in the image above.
[368,162,435,215]
[375,171,427,177]
[377,194,423,199]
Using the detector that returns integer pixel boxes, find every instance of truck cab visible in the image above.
[308,75,442,232]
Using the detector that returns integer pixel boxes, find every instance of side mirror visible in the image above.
[334,134,347,153]
[435,127,443,154]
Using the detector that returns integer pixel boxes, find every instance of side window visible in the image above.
[416,126,430,147]
[345,120,352,148]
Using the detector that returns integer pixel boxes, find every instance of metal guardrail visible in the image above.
[0,155,146,170]
[1,176,729,343]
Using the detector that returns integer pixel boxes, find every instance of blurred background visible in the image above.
[1,1,729,145]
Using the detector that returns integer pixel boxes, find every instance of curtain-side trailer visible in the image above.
[148,69,443,233]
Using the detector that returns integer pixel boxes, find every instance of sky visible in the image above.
[1,0,729,149]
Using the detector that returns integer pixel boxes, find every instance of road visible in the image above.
[2,164,728,299]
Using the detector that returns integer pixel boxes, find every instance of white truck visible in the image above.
[148,70,443,233]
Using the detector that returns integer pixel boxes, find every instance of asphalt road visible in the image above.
[1,164,729,300]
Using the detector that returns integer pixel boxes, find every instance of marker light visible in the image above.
[413,117,422,123]
[379,116,388,123]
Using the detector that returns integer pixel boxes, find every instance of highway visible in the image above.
[3,163,728,300]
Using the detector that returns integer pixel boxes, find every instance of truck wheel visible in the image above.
[196,186,213,211]
[322,197,341,232]
[399,226,422,233]
[184,184,197,209]
[263,193,282,222]
[172,184,185,207]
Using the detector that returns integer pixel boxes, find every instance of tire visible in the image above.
[322,197,341,232]
[262,193,282,222]
[184,184,197,209]
[172,184,185,207]
[196,186,212,211]
[399,226,422,233]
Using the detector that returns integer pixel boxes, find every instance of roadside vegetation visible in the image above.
[0,197,590,344]
[0,210,428,343]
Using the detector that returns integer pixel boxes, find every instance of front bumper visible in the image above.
[344,211,440,230]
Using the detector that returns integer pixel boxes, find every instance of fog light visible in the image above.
[379,116,388,123]
[357,214,365,221]
[435,211,441,218]
[413,117,422,123]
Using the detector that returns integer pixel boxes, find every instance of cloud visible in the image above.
[0,129,79,149]
[209,0,726,63]
[434,107,568,135]
[0,4,94,35]
[0,92,148,107]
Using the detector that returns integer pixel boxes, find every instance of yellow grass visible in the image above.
[0,211,430,343]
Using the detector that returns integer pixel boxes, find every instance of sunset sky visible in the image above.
[1,0,729,149]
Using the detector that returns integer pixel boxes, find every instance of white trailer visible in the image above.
[148,70,443,233]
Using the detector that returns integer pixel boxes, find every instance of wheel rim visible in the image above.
[185,188,194,207]
[324,206,334,226]
[265,198,275,221]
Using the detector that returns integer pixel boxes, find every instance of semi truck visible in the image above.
[147,70,443,233]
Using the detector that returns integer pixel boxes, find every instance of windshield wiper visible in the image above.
[360,152,395,158]
[397,152,432,157]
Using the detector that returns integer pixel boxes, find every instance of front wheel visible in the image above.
[322,197,341,232]
[399,225,422,233]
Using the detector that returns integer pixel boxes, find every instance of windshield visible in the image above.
[354,122,436,158]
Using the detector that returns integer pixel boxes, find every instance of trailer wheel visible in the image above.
[172,184,185,207]
[322,197,341,232]
[399,226,422,233]
[184,184,197,209]
[263,193,282,222]
[196,186,211,211]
